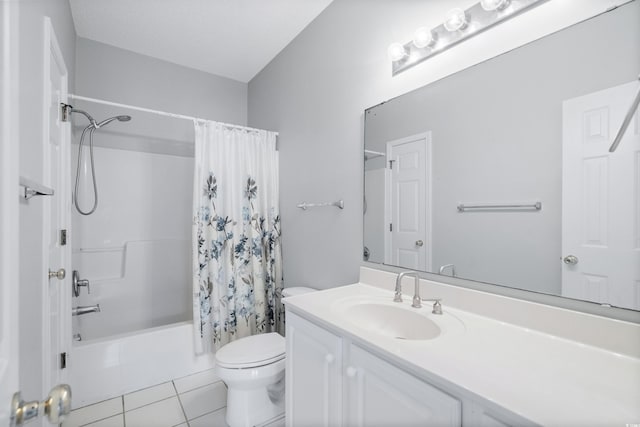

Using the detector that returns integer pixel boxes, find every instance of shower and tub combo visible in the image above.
[65,101,213,406]
[64,97,285,423]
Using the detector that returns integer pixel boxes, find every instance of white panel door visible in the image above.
[0,1,20,424]
[43,16,71,392]
[385,133,432,271]
[285,311,342,427]
[562,80,640,310]
[345,344,461,427]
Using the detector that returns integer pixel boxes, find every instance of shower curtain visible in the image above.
[192,120,283,353]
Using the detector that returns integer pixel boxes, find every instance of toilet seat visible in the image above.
[216,332,285,369]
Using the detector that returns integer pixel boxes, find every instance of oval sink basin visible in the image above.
[346,303,441,340]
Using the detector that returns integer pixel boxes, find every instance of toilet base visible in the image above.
[225,376,285,427]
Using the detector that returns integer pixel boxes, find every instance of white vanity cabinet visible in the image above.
[286,311,461,427]
[344,344,461,426]
[286,310,536,427]
[285,311,343,427]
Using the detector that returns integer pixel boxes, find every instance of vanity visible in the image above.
[284,268,640,427]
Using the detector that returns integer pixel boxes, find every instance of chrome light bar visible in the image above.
[391,0,547,76]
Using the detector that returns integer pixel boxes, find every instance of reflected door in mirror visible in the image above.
[385,133,432,271]
[562,80,640,310]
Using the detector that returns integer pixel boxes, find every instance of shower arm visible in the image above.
[609,75,640,153]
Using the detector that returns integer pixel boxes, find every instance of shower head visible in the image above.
[95,115,132,128]
[70,108,98,128]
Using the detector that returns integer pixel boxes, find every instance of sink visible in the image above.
[346,303,441,340]
[332,295,466,341]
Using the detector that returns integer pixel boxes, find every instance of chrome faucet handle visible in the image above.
[72,270,90,297]
[422,298,443,315]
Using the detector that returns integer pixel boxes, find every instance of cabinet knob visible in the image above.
[325,354,335,364]
[346,367,357,378]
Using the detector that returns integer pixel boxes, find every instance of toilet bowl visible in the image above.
[215,332,286,427]
[215,287,317,427]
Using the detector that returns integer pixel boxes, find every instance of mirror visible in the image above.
[364,2,640,311]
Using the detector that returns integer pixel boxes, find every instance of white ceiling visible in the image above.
[68,0,334,83]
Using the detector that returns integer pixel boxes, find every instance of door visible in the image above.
[43,16,71,390]
[385,133,432,271]
[562,80,640,310]
[0,0,21,424]
[0,10,71,426]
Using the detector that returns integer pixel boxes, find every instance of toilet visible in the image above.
[215,286,316,427]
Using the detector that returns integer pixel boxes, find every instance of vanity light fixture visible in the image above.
[389,0,547,76]
[443,8,468,32]
[413,27,437,49]
[480,0,511,11]
[387,42,407,62]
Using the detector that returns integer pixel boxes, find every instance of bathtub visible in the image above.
[70,321,215,407]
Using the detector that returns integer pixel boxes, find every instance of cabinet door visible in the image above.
[286,311,342,427]
[346,344,461,427]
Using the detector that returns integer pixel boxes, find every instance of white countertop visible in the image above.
[284,283,640,426]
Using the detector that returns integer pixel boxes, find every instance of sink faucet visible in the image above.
[394,271,422,308]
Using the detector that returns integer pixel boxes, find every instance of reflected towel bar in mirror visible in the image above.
[297,200,344,210]
[457,202,542,212]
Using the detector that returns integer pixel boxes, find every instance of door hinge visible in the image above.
[60,103,72,122]
[60,352,67,369]
[389,223,393,232]
[388,160,395,170]
[60,229,67,246]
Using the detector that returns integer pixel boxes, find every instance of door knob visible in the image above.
[10,384,71,426]
[415,240,424,247]
[563,255,579,265]
[48,268,65,280]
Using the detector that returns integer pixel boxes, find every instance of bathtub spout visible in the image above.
[72,304,101,316]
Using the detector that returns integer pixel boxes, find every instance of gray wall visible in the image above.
[247,0,628,290]
[364,3,640,295]
[17,0,76,405]
[75,38,247,126]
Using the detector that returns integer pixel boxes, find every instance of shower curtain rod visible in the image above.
[68,94,279,136]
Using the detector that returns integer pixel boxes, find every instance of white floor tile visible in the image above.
[188,407,228,427]
[179,381,227,420]
[173,368,220,394]
[124,396,186,427]
[124,381,176,411]
[62,397,123,427]
[84,414,125,427]
[259,415,285,427]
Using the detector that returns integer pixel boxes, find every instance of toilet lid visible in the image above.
[215,332,285,368]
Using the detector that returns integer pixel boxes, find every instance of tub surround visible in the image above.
[284,267,640,426]
[70,322,215,407]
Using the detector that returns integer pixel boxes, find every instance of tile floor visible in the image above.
[61,369,284,427]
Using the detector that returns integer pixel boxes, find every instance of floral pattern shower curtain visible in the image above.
[192,120,283,353]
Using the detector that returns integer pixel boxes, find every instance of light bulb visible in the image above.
[413,27,436,49]
[387,42,407,62]
[443,8,468,32]
[480,0,510,11]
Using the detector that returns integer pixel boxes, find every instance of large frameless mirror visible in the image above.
[363,1,640,311]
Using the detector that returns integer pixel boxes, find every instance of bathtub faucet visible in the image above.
[72,304,101,316]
